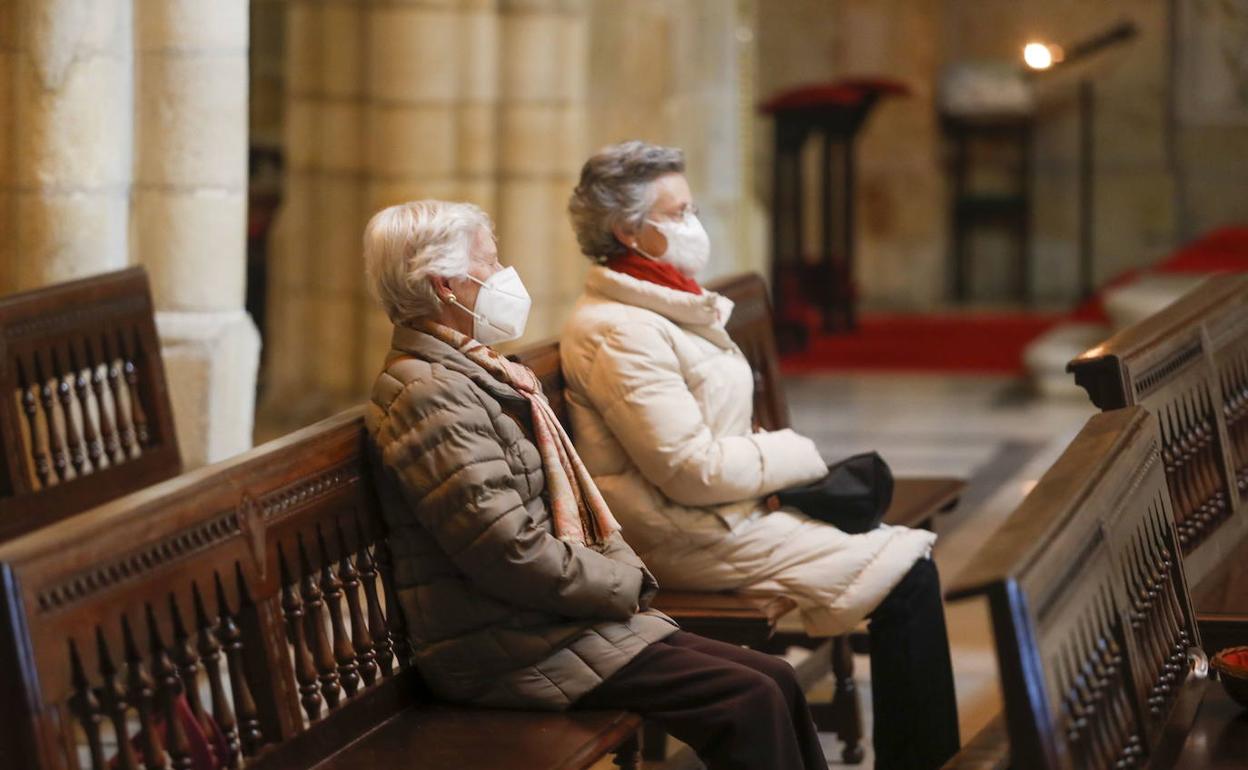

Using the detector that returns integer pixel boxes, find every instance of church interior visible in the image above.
[2,1,1248,768]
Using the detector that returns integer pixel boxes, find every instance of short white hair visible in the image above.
[568,140,685,260]
[362,200,492,324]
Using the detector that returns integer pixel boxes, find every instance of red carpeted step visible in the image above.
[780,312,1061,375]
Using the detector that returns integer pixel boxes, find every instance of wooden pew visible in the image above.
[512,271,966,763]
[0,268,180,539]
[1068,275,1248,654]
[0,408,640,770]
[944,407,1237,770]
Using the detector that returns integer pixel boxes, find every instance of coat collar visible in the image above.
[584,266,736,348]
[388,325,525,405]
[585,266,733,326]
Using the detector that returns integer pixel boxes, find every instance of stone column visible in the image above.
[496,0,589,339]
[133,0,258,468]
[358,0,502,384]
[0,0,133,294]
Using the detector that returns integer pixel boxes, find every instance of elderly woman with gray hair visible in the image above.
[560,142,961,770]
[362,199,828,770]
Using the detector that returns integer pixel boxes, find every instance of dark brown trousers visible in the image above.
[575,630,827,770]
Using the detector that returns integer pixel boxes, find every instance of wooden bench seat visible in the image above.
[0,408,640,770]
[306,703,640,770]
[942,407,1236,770]
[0,267,180,539]
[1068,274,1248,654]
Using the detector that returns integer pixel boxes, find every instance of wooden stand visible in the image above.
[762,80,907,347]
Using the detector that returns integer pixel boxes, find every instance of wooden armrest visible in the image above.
[310,707,641,770]
[651,591,798,647]
[887,477,966,530]
[940,715,1009,770]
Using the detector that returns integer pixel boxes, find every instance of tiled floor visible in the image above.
[594,372,1097,769]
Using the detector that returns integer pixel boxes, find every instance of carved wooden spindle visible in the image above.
[1179,395,1208,530]
[219,570,262,755]
[52,346,88,476]
[15,355,52,489]
[34,349,70,483]
[1158,409,1188,546]
[1123,535,1163,705]
[1067,631,1107,767]
[70,337,105,470]
[318,525,360,697]
[193,581,240,766]
[121,614,169,769]
[1198,388,1231,525]
[119,326,151,447]
[1146,516,1190,697]
[298,533,342,708]
[168,594,210,734]
[69,639,107,770]
[103,330,140,460]
[373,536,411,664]
[279,543,323,721]
[356,518,394,677]
[146,604,194,770]
[1183,393,1215,532]
[96,627,140,770]
[87,334,125,465]
[338,521,378,687]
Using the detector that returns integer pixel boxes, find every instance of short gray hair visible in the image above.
[568,140,685,260]
[362,200,492,325]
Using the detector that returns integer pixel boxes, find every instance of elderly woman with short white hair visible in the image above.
[362,199,828,770]
[560,142,961,770]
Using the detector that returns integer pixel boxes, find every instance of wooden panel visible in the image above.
[0,268,181,539]
[949,408,1208,770]
[0,407,640,770]
[1068,276,1248,648]
[706,272,791,431]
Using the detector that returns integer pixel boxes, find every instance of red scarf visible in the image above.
[606,251,703,295]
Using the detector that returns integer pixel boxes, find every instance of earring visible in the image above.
[444,293,456,304]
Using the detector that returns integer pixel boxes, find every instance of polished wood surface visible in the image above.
[309,706,641,770]
[0,407,639,769]
[1172,685,1248,769]
[0,267,181,539]
[1068,275,1248,653]
[651,591,798,648]
[948,408,1215,770]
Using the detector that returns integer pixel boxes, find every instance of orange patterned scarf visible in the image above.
[418,321,620,547]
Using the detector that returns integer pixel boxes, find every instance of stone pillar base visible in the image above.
[156,309,261,469]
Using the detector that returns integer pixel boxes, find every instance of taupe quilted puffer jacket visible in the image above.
[366,326,677,709]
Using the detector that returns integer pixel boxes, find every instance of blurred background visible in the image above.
[2,0,1247,463]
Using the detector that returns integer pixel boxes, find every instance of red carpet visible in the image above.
[780,227,1248,376]
[780,312,1062,375]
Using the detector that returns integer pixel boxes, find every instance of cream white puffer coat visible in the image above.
[560,267,936,636]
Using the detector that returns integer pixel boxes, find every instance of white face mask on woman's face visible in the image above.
[449,266,532,345]
[642,211,711,277]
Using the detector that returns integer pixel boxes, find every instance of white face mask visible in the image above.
[641,211,711,277]
[449,266,532,345]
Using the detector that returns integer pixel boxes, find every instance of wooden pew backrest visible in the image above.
[0,268,180,539]
[950,407,1206,770]
[510,272,790,435]
[1067,275,1248,582]
[0,407,416,770]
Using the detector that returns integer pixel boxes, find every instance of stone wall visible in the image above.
[266,0,594,426]
[0,0,258,469]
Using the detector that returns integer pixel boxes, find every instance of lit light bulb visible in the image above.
[1023,42,1054,70]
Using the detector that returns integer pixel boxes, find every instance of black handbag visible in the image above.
[773,451,894,534]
